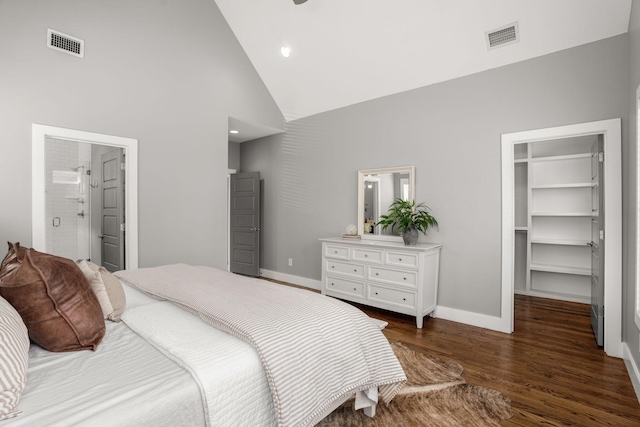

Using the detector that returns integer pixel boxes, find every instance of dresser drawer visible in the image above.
[385,251,418,268]
[324,244,350,260]
[369,285,415,309]
[352,248,383,263]
[325,276,365,298]
[368,266,417,288]
[326,260,364,278]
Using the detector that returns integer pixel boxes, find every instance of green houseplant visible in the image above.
[376,199,438,245]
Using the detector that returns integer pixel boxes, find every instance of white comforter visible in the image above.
[115,264,407,427]
[10,283,276,427]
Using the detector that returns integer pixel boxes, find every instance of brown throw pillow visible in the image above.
[0,242,105,352]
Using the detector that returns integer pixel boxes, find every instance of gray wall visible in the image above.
[0,0,283,269]
[228,142,241,171]
[625,0,640,376]
[241,34,629,318]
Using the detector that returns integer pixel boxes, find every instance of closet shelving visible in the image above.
[514,139,594,303]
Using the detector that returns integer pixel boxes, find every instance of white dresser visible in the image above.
[319,237,442,328]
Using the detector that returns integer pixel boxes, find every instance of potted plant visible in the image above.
[376,199,438,245]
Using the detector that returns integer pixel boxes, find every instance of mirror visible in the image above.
[357,166,415,239]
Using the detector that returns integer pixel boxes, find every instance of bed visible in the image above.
[0,245,406,427]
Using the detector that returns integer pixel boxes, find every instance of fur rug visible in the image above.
[317,343,512,426]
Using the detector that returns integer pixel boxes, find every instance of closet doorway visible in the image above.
[31,124,139,270]
[500,119,622,357]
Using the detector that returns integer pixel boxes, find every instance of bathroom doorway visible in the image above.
[32,124,139,270]
[43,139,124,268]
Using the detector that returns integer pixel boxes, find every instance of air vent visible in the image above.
[47,29,84,58]
[485,22,519,50]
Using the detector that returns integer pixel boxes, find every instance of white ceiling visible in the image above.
[215,0,632,123]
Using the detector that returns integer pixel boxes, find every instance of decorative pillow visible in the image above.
[0,295,29,420]
[0,242,105,352]
[76,260,127,322]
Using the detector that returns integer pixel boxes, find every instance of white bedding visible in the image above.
[9,283,276,427]
[115,264,406,427]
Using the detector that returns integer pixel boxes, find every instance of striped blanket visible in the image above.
[114,264,405,427]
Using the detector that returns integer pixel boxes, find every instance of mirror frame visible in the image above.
[357,166,415,241]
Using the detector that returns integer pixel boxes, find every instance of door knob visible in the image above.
[250,227,261,232]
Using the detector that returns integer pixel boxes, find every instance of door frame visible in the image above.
[32,124,139,270]
[501,118,622,357]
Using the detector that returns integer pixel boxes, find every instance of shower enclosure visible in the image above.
[45,138,93,261]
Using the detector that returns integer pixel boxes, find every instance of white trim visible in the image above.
[501,119,622,358]
[636,85,640,331]
[434,305,509,332]
[623,343,640,404]
[226,170,236,272]
[259,269,322,291]
[32,124,139,270]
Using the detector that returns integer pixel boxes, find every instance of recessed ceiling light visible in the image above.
[281,46,291,58]
[229,130,239,134]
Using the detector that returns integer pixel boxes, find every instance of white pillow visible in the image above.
[76,260,126,322]
[0,295,29,420]
[77,260,114,321]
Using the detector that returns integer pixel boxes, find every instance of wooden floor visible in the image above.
[361,295,640,426]
[263,279,640,425]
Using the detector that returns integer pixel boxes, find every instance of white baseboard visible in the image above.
[259,269,321,291]
[623,343,640,404]
[435,305,510,333]
[260,270,509,332]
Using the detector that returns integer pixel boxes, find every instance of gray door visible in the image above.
[590,137,604,346]
[230,172,261,277]
[100,149,125,272]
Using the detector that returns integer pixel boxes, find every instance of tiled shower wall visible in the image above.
[45,138,92,260]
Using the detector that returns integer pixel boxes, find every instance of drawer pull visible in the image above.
[365,254,368,257]
[403,298,406,301]
[376,272,379,276]
[354,269,357,272]
[330,283,334,286]
[331,266,335,269]
[398,258,402,261]
[403,277,406,280]
[353,288,357,291]
[375,292,379,295]
[334,251,338,253]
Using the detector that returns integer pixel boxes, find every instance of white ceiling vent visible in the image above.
[47,29,84,58]
[485,22,519,50]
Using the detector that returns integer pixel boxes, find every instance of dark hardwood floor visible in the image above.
[263,278,640,426]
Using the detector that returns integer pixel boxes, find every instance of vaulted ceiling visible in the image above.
[215,0,632,123]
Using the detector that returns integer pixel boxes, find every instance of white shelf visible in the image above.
[531,183,592,189]
[515,226,528,232]
[514,158,528,164]
[530,263,590,276]
[530,212,593,217]
[530,153,591,163]
[531,238,591,246]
